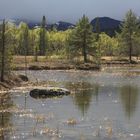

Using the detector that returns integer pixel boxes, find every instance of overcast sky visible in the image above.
[0,0,140,23]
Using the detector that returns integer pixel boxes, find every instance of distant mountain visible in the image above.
[0,18,41,28]
[11,19,75,31]
[27,21,40,29]
[91,17,122,36]
[52,21,75,31]
[14,19,41,28]
[1,17,122,35]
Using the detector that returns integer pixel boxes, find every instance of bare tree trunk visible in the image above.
[34,47,38,62]
[24,26,29,77]
[83,32,87,63]
[24,38,28,77]
[24,53,27,77]
[1,20,5,82]
[129,32,132,63]
[129,45,132,63]
[24,40,28,77]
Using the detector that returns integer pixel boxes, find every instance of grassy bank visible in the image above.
[12,56,140,71]
[1,55,140,93]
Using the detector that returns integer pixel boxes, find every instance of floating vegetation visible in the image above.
[34,114,46,123]
[40,126,62,137]
[66,118,77,125]
[0,126,15,136]
[106,126,113,137]
[32,125,62,138]
[0,106,33,114]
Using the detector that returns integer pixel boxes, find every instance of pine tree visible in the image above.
[0,20,13,82]
[39,16,47,55]
[30,28,40,62]
[69,15,93,63]
[18,22,29,75]
[120,10,139,63]
[23,25,29,56]
[18,22,29,55]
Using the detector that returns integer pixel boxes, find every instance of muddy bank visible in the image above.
[13,62,101,71]
[0,73,28,92]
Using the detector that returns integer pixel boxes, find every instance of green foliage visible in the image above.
[99,33,118,56]
[1,10,140,74]
[69,15,93,62]
[0,20,14,81]
[30,28,40,61]
[41,16,46,28]
[39,16,47,55]
[47,29,72,58]
[18,22,30,55]
[119,10,140,62]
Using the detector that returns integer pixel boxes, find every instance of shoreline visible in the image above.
[12,56,140,71]
[13,63,140,71]
[1,59,140,92]
[0,73,28,93]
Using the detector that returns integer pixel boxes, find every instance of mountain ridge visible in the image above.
[0,17,122,36]
[90,17,121,36]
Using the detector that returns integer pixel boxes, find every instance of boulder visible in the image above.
[18,75,28,82]
[30,87,70,99]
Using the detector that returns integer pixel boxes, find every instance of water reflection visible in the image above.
[66,82,99,116]
[120,85,139,119]
[14,69,140,140]
[0,95,13,140]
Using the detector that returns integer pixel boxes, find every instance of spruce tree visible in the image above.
[120,10,139,63]
[18,22,29,75]
[0,20,13,82]
[69,15,93,63]
[39,16,47,55]
[23,24,29,76]
[18,22,29,55]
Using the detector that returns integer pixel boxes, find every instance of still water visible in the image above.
[1,66,140,140]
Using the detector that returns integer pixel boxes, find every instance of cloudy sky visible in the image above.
[0,0,140,23]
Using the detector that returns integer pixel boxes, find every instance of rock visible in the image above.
[30,87,70,99]
[18,75,28,82]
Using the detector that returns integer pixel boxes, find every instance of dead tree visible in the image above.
[0,20,6,82]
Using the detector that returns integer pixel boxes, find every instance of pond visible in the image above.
[1,66,140,140]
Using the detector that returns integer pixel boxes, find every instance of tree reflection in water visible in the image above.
[120,85,139,120]
[0,94,13,140]
[66,82,99,116]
